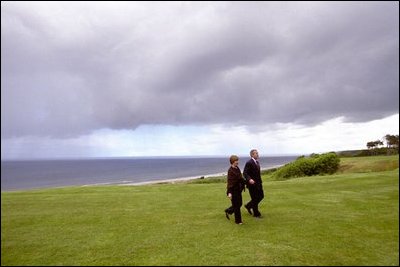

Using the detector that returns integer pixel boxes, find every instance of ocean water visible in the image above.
[1,156,298,191]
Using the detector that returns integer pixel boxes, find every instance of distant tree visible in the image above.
[367,140,384,155]
[384,134,391,148]
[365,135,398,156]
[367,140,384,148]
[384,134,399,149]
[367,141,376,150]
[375,140,384,148]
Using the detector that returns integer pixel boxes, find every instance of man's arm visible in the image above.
[243,161,255,185]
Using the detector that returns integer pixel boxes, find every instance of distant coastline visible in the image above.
[1,157,296,191]
[110,164,286,187]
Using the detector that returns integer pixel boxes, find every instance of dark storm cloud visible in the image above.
[1,2,398,138]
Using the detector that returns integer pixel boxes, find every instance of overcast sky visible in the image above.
[1,1,399,159]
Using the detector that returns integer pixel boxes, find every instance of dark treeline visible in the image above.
[339,134,399,157]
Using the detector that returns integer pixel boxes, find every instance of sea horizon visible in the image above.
[1,156,299,191]
[1,153,302,161]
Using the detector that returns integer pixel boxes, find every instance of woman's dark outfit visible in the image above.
[225,166,245,224]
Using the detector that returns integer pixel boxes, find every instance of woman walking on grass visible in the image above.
[224,155,246,225]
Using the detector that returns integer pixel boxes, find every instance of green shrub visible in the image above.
[272,152,340,180]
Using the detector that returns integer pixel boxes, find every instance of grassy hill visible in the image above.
[1,155,399,266]
[337,155,399,174]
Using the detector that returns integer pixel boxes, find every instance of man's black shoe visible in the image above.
[244,204,252,215]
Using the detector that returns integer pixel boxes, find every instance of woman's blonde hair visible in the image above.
[229,155,239,164]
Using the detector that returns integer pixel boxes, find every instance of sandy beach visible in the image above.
[109,172,226,187]
[108,165,285,187]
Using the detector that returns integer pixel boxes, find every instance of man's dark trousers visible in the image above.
[246,184,264,217]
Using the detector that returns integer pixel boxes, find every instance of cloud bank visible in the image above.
[2,2,399,138]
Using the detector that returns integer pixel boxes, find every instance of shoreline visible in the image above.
[108,164,285,187]
[3,156,298,191]
[2,165,285,192]
[117,172,225,186]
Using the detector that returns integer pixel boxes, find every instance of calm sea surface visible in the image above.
[1,156,297,191]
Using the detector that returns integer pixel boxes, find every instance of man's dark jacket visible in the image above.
[243,159,262,186]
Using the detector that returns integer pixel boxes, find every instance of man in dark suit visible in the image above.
[243,149,264,218]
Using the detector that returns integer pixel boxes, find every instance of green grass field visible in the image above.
[1,155,399,266]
